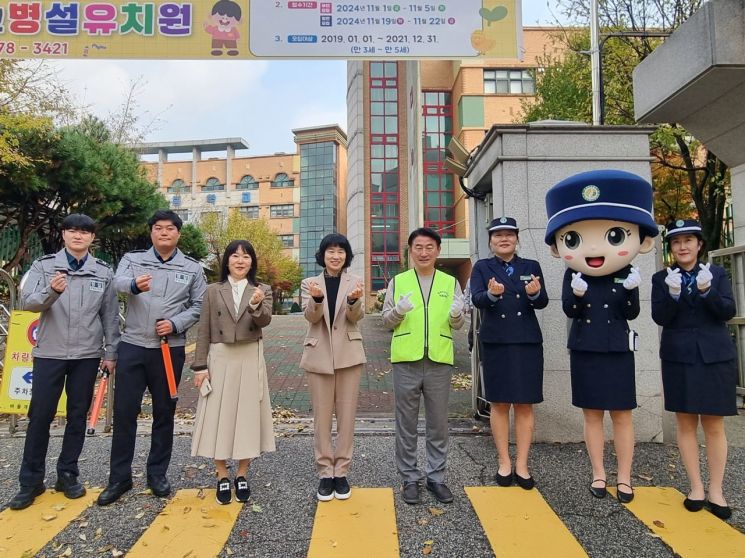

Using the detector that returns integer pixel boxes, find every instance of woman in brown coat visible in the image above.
[191,240,276,505]
[301,233,366,501]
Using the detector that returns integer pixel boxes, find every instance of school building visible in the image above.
[345,28,558,303]
[137,28,558,289]
[136,124,348,278]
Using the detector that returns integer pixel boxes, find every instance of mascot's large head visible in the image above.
[545,170,659,276]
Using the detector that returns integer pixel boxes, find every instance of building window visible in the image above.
[236,175,258,190]
[369,61,401,290]
[270,204,294,218]
[239,206,259,219]
[271,172,294,188]
[173,209,189,222]
[167,179,191,193]
[279,234,294,248]
[202,177,224,192]
[299,141,338,278]
[484,69,535,94]
[422,91,455,238]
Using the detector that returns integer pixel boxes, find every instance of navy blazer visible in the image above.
[471,255,548,344]
[651,262,736,364]
[561,265,639,353]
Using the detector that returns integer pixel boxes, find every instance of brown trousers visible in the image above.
[306,364,363,478]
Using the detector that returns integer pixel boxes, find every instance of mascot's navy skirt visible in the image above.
[570,350,636,410]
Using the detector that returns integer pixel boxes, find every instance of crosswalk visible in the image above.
[1,484,742,557]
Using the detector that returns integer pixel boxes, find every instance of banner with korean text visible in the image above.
[0,310,67,415]
[0,0,521,59]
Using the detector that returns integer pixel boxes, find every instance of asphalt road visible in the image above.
[0,429,743,557]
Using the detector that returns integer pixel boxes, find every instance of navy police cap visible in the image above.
[544,169,659,244]
[488,216,518,233]
[665,219,702,240]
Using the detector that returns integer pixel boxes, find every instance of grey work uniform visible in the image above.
[108,247,206,483]
[19,249,120,487]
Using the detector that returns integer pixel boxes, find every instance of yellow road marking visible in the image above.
[465,486,588,558]
[308,488,399,558]
[609,487,744,557]
[126,489,242,558]
[0,490,96,557]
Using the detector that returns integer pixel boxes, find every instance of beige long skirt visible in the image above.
[191,340,276,460]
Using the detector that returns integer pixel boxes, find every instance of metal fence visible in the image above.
[708,245,745,396]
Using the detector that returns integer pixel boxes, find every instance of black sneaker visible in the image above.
[234,476,250,503]
[216,477,232,505]
[334,477,351,500]
[317,477,334,502]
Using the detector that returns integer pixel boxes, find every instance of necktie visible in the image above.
[504,262,514,277]
[683,271,696,295]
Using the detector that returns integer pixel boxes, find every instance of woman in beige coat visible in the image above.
[191,240,276,505]
[301,233,366,501]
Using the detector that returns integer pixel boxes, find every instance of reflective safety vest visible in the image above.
[391,269,455,365]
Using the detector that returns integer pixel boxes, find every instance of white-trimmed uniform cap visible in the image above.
[665,218,702,240]
[487,216,518,233]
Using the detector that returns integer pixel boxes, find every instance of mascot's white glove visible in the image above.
[665,267,682,297]
[449,292,463,318]
[395,292,414,315]
[623,267,642,290]
[571,272,588,297]
[696,262,713,292]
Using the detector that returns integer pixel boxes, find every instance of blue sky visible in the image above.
[50,2,557,155]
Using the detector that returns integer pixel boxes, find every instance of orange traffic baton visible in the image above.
[87,367,109,435]
[157,320,179,401]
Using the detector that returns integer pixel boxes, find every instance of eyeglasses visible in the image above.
[411,244,438,253]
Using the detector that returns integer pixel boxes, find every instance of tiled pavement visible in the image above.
[179,313,473,417]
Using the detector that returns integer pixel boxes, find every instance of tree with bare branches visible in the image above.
[523,1,728,253]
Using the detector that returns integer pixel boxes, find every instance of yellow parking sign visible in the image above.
[0,310,66,415]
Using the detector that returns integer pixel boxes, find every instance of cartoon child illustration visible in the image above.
[544,169,658,505]
[204,0,242,56]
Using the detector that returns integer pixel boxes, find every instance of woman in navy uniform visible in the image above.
[545,170,658,504]
[471,217,548,489]
[651,219,737,520]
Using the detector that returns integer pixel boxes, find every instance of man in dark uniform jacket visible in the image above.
[9,214,120,510]
[98,210,206,506]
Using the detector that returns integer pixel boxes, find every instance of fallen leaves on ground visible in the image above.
[272,407,298,422]
[450,373,472,390]
[422,540,434,555]
[428,507,445,516]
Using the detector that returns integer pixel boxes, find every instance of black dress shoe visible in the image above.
[147,475,171,497]
[589,479,607,499]
[514,473,535,491]
[97,479,133,506]
[707,501,732,520]
[8,484,45,510]
[401,482,420,505]
[426,480,454,504]
[495,470,513,487]
[683,497,706,512]
[55,472,86,499]
[616,482,634,504]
